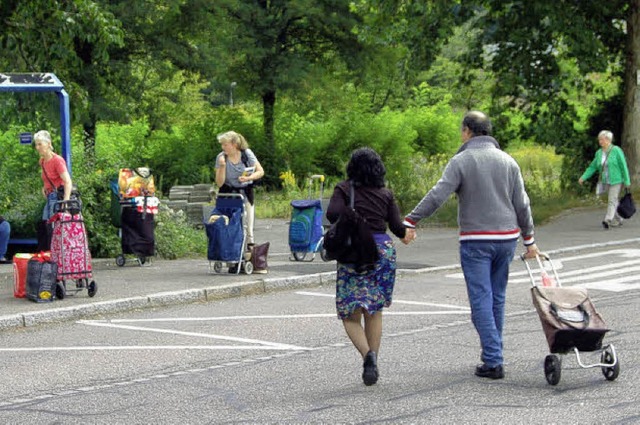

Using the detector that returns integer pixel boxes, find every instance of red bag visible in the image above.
[13,253,38,298]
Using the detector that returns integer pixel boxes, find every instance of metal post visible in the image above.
[230,82,237,106]
[56,89,72,176]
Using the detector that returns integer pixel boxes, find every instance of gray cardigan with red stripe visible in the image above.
[404,136,535,246]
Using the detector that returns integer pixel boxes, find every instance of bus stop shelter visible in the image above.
[0,72,72,171]
[0,72,73,251]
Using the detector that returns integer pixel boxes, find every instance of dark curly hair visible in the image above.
[346,147,386,188]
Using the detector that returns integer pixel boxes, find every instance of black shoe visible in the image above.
[475,363,504,379]
[228,265,239,274]
[362,351,379,386]
[602,221,610,229]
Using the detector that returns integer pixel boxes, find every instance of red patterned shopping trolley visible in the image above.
[49,200,97,299]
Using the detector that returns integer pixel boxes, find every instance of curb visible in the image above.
[0,272,338,331]
[2,238,639,331]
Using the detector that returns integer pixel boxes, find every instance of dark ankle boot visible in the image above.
[362,351,379,386]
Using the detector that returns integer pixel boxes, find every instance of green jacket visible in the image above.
[580,145,631,186]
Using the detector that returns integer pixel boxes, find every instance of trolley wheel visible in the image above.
[544,354,562,386]
[213,261,223,273]
[601,346,620,381]
[55,282,66,301]
[115,255,126,267]
[320,247,330,262]
[87,280,98,298]
[138,256,147,265]
[243,261,254,275]
[292,251,307,261]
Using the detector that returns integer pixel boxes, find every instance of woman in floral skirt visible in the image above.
[326,147,411,386]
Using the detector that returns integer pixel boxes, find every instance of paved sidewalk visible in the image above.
[1,207,638,330]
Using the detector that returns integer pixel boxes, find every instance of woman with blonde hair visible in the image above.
[34,130,73,249]
[214,131,264,250]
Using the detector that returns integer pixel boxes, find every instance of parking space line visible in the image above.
[78,320,309,350]
[0,345,298,353]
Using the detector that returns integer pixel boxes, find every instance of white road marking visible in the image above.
[78,320,308,350]
[0,345,299,353]
[445,248,640,292]
[295,291,470,310]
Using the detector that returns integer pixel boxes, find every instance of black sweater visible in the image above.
[326,181,406,239]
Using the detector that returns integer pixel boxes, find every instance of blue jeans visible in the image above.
[460,239,517,367]
[0,220,10,258]
[42,192,59,221]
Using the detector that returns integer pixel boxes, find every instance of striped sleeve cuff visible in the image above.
[403,217,417,228]
[522,234,535,246]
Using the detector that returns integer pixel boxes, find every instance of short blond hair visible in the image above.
[33,130,54,151]
[217,131,248,150]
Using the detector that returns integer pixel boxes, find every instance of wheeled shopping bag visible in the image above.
[112,173,158,267]
[205,193,253,275]
[522,253,619,385]
[288,174,329,262]
[49,200,97,299]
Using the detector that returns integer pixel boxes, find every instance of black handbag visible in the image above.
[323,182,378,272]
[617,189,636,219]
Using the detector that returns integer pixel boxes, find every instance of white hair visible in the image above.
[598,130,613,142]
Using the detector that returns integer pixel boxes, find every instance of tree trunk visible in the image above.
[83,119,96,163]
[261,89,277,186]
[262,89,276,153]
[622,0,640,185]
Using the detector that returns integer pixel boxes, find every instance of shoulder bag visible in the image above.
[617,188,636,219]
[323,182,379,272]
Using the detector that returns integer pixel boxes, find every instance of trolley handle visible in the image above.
[519,252,550,262]
[520,252,562,288]
[307,174,325,200]
[216,192,245,201]
[55,199,82,214]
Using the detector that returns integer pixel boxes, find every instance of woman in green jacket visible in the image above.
[578,130,631,229]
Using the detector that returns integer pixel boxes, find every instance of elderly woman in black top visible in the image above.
[326,147,410,386]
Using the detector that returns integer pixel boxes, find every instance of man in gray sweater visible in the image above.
[403,111,540,379]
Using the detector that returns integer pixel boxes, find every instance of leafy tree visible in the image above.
[208,1,365,186]
[468,0,640,184]
[0,0,125,155]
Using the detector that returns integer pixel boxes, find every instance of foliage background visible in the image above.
[0,0,628,259]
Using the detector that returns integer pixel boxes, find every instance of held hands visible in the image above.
[401,228,417,245]
[578,178,584,185]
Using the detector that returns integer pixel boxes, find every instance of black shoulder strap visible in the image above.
[41,160,56,189]
[241,150,249,167]
[349,181,355,209]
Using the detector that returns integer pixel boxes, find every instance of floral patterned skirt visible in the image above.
[335,234,397,320]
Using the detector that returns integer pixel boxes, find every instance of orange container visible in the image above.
[13,252,51,298]
[13,253,34,298]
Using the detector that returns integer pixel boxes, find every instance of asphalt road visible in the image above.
[0,245,638,424]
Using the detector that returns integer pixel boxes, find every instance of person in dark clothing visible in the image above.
[0,215,10,262]
[326,147,410,386]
